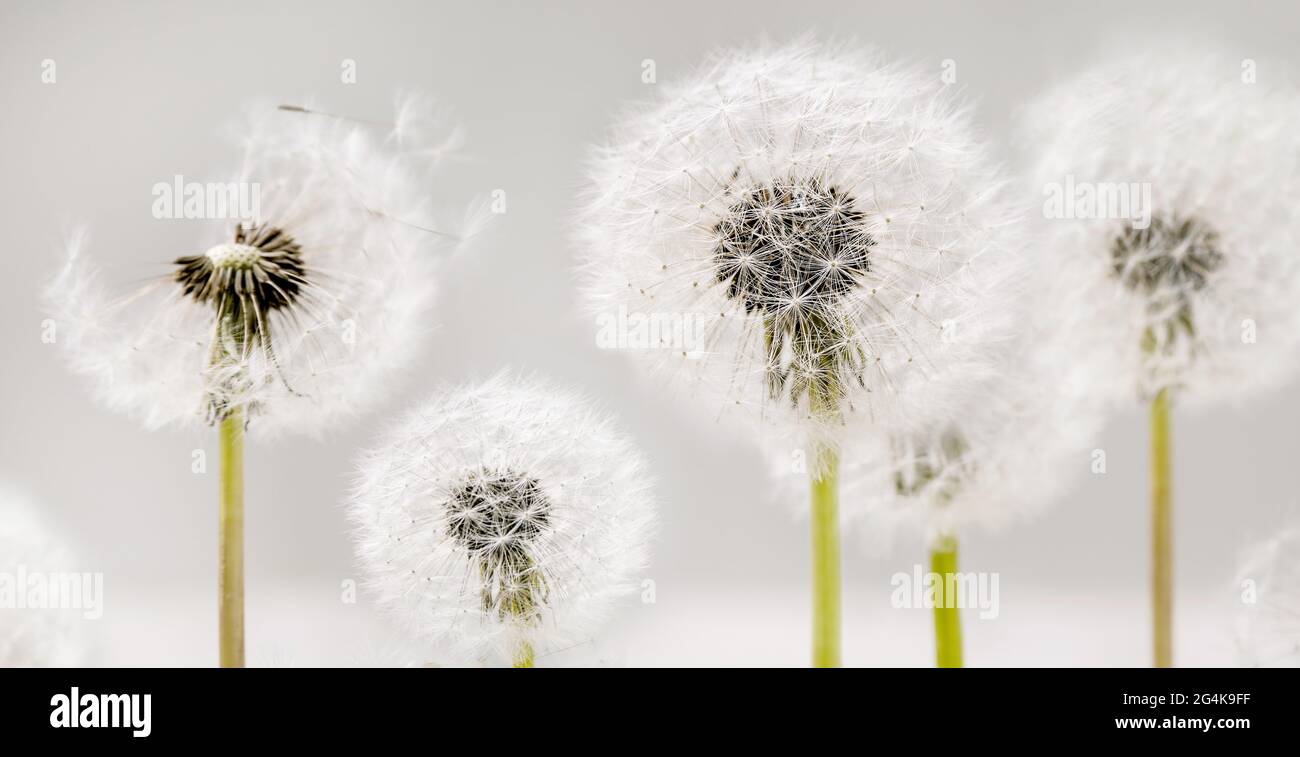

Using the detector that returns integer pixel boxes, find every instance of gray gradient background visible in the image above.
[2,0,1297,666]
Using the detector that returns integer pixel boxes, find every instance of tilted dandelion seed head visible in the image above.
[0,488,85,667]
[1021,41,1300,406]
[47,94,476,436]
[180,227,307,313]
[577,39,1023,453]
[1235,527,1300,667]
[347,372,657,665]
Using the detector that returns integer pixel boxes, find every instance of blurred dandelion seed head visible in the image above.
[1110,215,1224,298]
[1021,41,1300,405]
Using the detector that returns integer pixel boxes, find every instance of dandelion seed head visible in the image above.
[577,39,1023,450]
[348,372,657,665]
[445,469,552,552]
[1021,41,1300,405]
[1111,215,1223,298]
[178,229,308,317]
[763,330,1100,547]
[48,95,476,436]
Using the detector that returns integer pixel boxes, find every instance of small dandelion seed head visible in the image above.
[348,371,657,665]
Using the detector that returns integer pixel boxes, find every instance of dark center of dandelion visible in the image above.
[445,468,552,552]
[1110,214,1223,297]
[175,223,307,315]
[445,468,552,622]
[173,223,308,424]
[711,177,875,409]
[712,178,873,315]
[1110,214,1224,352]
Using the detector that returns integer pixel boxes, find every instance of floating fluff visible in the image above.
[1235,527,1300,667]
[577,39,1023,454]
[1021,44,1300,406]
[47,95,472,436]
[0,488,85,667]
[348,372,657,666]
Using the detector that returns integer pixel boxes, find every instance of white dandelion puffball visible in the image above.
[1235,527,1300,667]
[765,334,1099,547]
[348,372,657,666]
[577,40,1023,450]
[1021,44,1300,406]
[48,95,471,436]
[0,489,86,667]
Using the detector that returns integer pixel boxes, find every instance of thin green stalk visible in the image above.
[1151,387,1172,668]
[493,557,543,668]
[810,440,841,668]
[219,407,245,668]
[512,641,535,668]
[930,536,962,668]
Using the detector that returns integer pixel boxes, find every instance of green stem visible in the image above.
[810,440,841,668]
[930,536,963,668]
[512,641,534,668]
[1151,388,1172,668]
[219,408,245,668]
